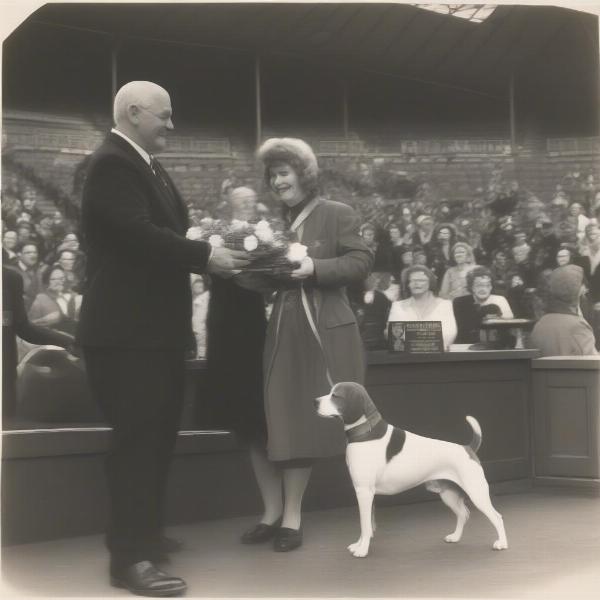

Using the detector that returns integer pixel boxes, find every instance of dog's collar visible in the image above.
[345,410,385,443]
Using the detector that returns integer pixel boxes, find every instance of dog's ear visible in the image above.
[339,382,369,423]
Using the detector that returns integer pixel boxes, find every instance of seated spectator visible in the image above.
[530,265,598,356]
[56,248,84,292]
[2,230,18,265]
[29,265,81,335]
[507,272,535,319]
[490,249,511,296]
[567,202,590,242]
[511,241,536,289]
[388,265,457,349]
[429,223,458,282]
[413,246,428,266]
[22,189,43,222]
[439,242,477,300]
[10,242,47,310]
[453,266,514,344]
[412,214,435,253]
[2,267,75,422]
[374,271,400,303]
[555,244,580,268]
[351,273,391,350]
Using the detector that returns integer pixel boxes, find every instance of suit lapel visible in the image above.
[106,133,187,232]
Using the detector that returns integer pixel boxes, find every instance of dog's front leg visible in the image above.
[348,486,375,558]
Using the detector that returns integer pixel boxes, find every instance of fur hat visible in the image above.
[257,138,319,190]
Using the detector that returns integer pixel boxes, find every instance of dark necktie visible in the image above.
[149,156,181,218]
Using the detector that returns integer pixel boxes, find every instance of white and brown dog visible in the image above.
[315,382,508,557]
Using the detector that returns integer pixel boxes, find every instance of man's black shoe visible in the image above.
[110,561,187,597]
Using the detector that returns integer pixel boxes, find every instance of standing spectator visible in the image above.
[439,242,477,300]
[579,223,600,347]
[10,243,46,310]
[530,265,598,356]
[2,230,19,265]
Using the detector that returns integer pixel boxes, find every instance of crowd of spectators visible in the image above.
[3,160,600,359]
[2,177,83,338]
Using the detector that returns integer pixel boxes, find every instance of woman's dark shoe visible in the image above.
[240,518,282,544]
[273,527,303,552]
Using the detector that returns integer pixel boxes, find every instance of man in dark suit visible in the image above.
[77,80,248,597]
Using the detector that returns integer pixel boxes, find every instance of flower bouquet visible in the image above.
[187,218,307,278]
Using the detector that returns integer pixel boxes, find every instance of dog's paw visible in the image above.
[444,533,461,543]
[493,539,508,550]
[348,540,370,558]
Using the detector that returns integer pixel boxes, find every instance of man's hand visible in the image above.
[207,247,251,273]
[291,256,315,280]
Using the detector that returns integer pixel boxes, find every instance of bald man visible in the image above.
[77,81,248,596]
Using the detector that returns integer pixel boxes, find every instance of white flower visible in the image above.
[364,290,375,305]
[186,226,204,241]
[200,217,214,226]
[231,219,248,231]
[208,234,224,248]
[254,226,274,243]
[287,242,307,263]
[255,219,271,229]
[243,235,259,252]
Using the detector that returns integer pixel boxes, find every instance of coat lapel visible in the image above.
[106,133,187,233]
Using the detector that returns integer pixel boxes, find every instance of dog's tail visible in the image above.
[465,416,482,454]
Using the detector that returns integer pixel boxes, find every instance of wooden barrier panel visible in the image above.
[532,357,600,483]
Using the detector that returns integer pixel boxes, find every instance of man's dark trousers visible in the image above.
[84,347,185,570]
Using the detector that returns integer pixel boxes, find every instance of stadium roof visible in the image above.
[22,2,599,98]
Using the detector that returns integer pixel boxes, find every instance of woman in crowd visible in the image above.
[438,241,477,300]
[429,222,458,282]
[29,265,81,333]
[238,138,372,552]
[389,265,457,349]
[453,266,514,344]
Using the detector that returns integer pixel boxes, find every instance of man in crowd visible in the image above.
[530,264,598,356]
[2,230,19,264]
[11,242,46,310]
[77,80,249,597]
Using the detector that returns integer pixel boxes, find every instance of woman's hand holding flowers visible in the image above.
[291,256,315,279]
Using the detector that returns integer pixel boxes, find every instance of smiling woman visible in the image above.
[233,137,373,552]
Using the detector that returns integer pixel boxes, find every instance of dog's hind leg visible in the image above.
[426,481,470,543]
[461,471,508,550]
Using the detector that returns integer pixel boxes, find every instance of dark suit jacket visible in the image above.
[580,256,600,304]
[76,133,211,350]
